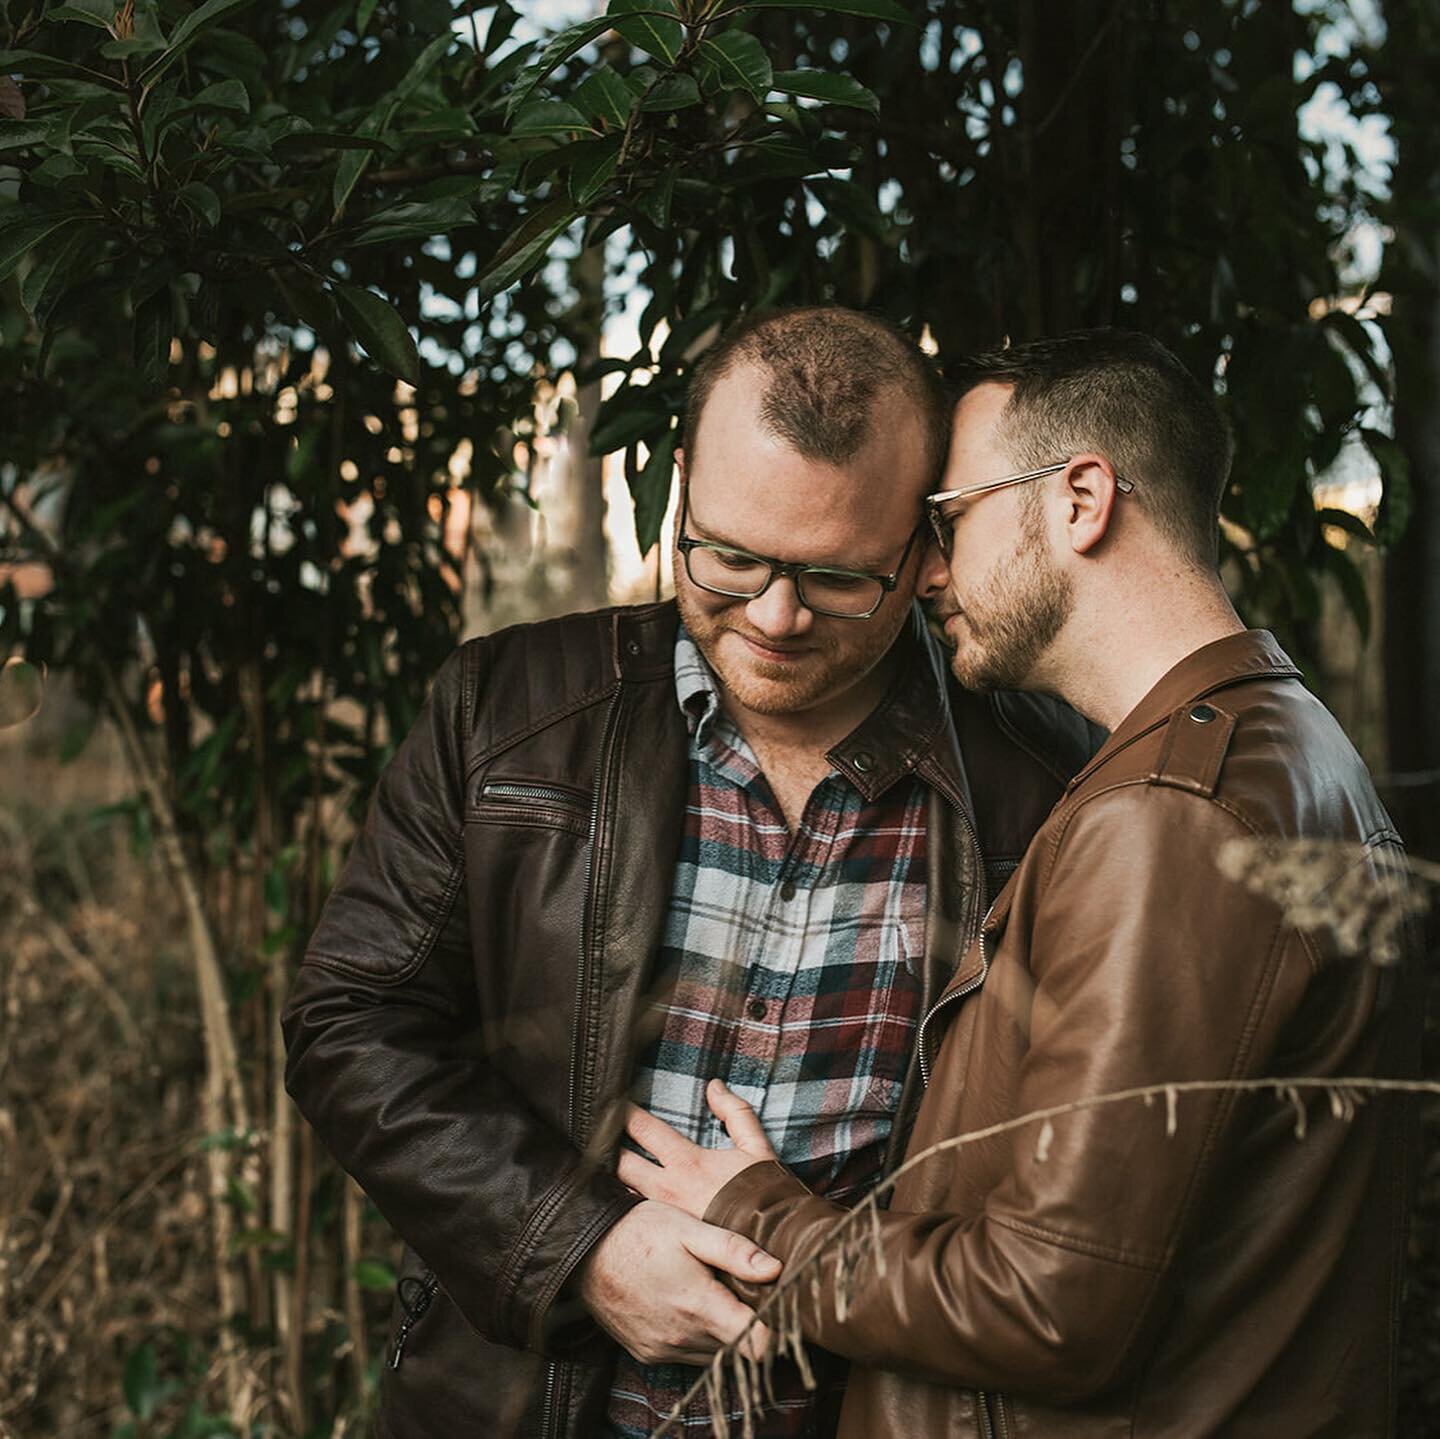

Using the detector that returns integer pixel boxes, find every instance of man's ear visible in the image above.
[1060,452,1122,555]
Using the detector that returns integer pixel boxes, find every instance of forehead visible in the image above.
[951,382,1014,448]
[687,362,928,550]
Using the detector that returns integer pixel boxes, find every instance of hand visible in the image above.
[618,1079,779,1222]
[577,1199,780,1364]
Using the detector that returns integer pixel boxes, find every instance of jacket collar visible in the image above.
[657,602,966,807]
[1066,628,1302,794]
[828,605,971,810]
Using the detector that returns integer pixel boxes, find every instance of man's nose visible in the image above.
[915,535,952,600]
[744,575,814,638]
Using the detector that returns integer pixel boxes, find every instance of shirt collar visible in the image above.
[672,607,962,801]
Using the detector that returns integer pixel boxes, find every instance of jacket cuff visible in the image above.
[705,1160,813,1235]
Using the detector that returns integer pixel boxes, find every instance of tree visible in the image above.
[0,0,1425,1432]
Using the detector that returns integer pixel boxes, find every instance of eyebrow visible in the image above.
[691,520,893,574]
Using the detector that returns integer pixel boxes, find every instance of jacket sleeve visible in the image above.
[707,785,1318,1401]
[282,643,639,1357]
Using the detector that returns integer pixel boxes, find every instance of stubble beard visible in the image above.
[944,525,1073,693]
[676,583,907,718]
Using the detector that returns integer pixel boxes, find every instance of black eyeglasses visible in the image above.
[676,489,923,620]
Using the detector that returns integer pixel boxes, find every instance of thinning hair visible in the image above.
[682,306,949,488]
[952,329,1234,569]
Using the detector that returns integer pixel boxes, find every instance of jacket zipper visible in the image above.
[976,1388,996,1439]
[566,687,624,1136]
[481,780,585,808]
[543,688,624,1439]
[917,923,990,1087]
[388,1271,439,1370]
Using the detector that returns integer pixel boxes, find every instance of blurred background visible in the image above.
[0,0,1436,1433]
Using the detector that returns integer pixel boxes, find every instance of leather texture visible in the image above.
[283,601,1094,1438]
[707,629,1421,1439]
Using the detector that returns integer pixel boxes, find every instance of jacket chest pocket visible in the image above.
[470,777,591,838]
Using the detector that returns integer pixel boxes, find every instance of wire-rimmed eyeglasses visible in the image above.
[926,461,1135,557]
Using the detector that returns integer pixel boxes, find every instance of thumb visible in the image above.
[682,1218,782,1282]
[707,1079,776,1158]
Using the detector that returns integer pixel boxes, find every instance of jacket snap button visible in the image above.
[853,750,875,773]
[1190,704,1217,724]
[748,999,767,1020]
[625,638,641,656]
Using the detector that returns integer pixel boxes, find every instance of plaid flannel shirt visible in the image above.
[605,626,942,1439]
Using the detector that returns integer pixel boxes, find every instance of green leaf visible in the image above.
[122,1344,161,1421]
[591,398,670,453]
[190,76,250,113]
[353,195,477,246]
[133,288,173,390]
[511,99,589,137]
[0,121,50,152]
[332,110,389,220]
[634,168,676,228]
[741,0,915,20]
[333,282,422,384]
[142,0,257,83]
[20,228,90,318]
[1365,427,1412,546]
[0,49,124,87]
[47,0,117,29]
[608,0,683,65]
[567,135,622,204]
[356,0,381,35]
[573,63,635,130]
[1322,541,1371,644]
[639,72,700,111]
[505,14,615,119]
[771,67,878,113]
[352,1258,398,1291]
[476,195,575,300]
[698,31,773,100]
[632,425,677,553]
[0,215,77,285]
[274,269,336,333]
[177,180,220,227]
[1315,507,1376,545]
[391,30,455,106]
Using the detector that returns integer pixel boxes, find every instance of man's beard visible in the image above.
[939,523,1072,693]
[675,583,907,718]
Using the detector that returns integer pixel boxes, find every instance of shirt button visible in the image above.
[853,750,875,773]
[779,879,797,901]
[747,999,767,1020]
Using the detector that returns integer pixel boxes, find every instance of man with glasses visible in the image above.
[283,307,1094,1438]
[623,329,1419,1438]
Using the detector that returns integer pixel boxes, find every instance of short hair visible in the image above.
[951,329,1234,568]
[682,306,949,488]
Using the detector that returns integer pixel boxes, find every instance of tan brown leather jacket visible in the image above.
[709,630,1420,1439]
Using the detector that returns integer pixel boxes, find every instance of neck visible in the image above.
[1042,568,1245,732]
[723,645,899,761]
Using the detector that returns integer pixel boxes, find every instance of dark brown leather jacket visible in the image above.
[709,629,1420,1439]
[282,602,1097,1438]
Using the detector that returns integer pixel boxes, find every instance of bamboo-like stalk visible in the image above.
[342,1176,369,1396]
[93,658,253,1418]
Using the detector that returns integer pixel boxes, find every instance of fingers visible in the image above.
[706,1078,776,1159]
[682,1217,781,1283]
[700,1276,774,1360]
[615,1146,664,1199]
[624,1101,688,1163]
